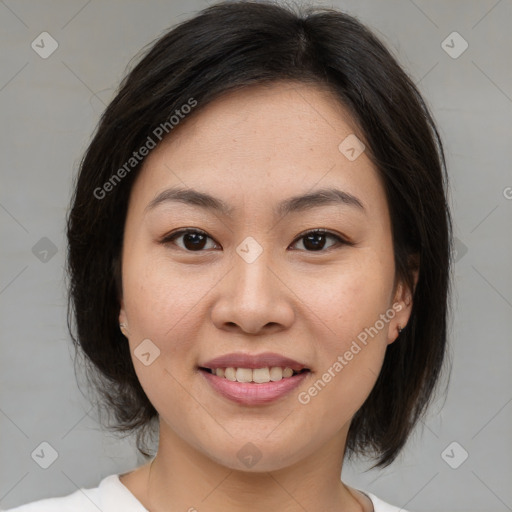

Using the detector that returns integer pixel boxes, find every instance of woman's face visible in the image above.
[119,82,414,471]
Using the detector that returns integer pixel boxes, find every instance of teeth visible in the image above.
[269,367,283,381]
[224,367,236,381]
[253,367,270,383]
[236,368,253,383]
[282,367,294,378]
[209,366,302,383]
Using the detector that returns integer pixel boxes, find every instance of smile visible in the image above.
[199,367,311,405]
[200,366,310,384]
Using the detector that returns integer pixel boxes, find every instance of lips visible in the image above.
[198,352,311,404]
[200,368,310,405]
[199,352,309,372]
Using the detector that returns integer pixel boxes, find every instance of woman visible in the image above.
[5,1,452,511]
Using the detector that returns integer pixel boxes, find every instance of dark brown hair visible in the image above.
[66,0,452,468]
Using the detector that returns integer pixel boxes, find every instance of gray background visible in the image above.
[1,1,511,511]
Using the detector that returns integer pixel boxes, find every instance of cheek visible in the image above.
[296,249,394,340]
[295,286,391,430]
[296,250,393,401]
[122,248,220,365]
[124,248,190,322]
[120,252,208,418]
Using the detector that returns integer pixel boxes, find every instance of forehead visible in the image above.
[166,80,361,159]
[130,81,386,217]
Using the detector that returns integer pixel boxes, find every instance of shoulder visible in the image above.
[366,491,410,512]
[1,474,135,512]
[2,487,97,512]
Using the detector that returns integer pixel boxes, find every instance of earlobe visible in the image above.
[118,299,129,337]
[388,271,417,344]
[119,322,129,337]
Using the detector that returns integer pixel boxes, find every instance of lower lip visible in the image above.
[200,369,310,405]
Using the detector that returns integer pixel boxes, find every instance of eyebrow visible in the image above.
[145,186,365,217]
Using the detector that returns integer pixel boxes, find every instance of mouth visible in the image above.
[199,366,310,384]
[197,352,311,405]
[199,366,311,405]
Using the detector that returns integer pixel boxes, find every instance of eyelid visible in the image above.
[160,228,219,248]
[290,228,354,249]
[160,227,354,251]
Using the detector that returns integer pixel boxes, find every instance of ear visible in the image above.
[114,253,129,335]
[118,297,129,337]
[387,265,419,345]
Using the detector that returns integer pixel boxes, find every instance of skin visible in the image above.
[117,81,417,512]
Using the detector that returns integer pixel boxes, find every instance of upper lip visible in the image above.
[200,352,309,372]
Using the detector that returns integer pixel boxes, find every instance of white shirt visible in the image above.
[2,474,409,512]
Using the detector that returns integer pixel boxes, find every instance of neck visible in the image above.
[137,422,365,512]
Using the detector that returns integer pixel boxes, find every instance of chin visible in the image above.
[202,438,307,473]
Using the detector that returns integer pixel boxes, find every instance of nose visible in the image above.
[210,247,295,335]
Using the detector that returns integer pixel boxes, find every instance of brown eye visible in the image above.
[162,229,219,251]
[290,229,347,252]
[161,228,350,253]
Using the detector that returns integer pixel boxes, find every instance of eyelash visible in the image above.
[160,228,352,252]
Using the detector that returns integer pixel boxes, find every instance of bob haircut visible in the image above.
[66,0,452,468]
